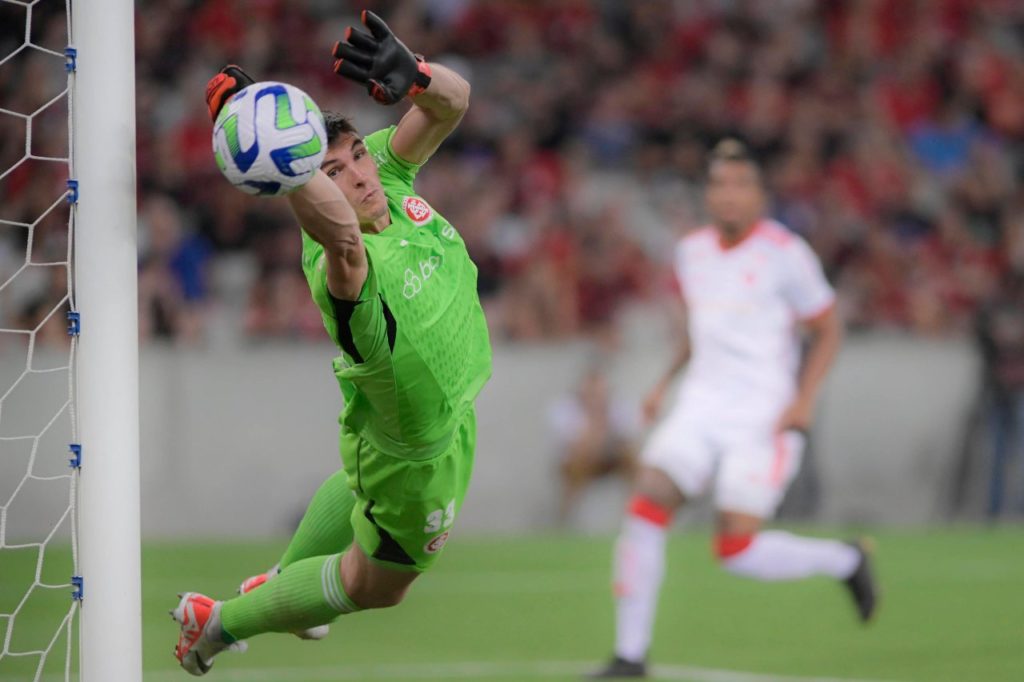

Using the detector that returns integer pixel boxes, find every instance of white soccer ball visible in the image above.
[211,81,327,196]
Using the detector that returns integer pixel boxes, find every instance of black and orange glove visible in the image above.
[331,10,432,105]
[204,64,256,122]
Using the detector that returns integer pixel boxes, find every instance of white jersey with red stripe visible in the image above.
[641,218,834,517]
[674,218,834,421]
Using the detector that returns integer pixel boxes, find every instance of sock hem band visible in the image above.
[628,495,673,527]
[715,533,755,559]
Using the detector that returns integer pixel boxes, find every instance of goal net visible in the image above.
[0,0,79,679]
[1,0,140,679]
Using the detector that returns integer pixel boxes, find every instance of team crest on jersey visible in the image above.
[402,196,433,225]
[424,531,449,554]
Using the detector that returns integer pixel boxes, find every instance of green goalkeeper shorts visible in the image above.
[340,408,476,572]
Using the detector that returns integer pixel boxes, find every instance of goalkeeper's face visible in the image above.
[321,134,388,226]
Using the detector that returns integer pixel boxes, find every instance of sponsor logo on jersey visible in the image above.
[424,531,449,554]
[402,256,442,299]
[402,196,433,225]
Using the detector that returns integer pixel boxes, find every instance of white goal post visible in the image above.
[70,0,141,680]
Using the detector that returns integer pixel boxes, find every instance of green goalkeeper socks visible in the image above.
[219,554,361,641]
[279,469,356,569]
[218,471,360,642]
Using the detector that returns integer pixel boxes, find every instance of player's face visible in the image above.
[320,134,388,226]
[706,160,765,236]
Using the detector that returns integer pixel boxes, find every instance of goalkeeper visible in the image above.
[172,10,492,676]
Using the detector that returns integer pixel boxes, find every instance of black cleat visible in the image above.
[587,656,647,678]
[844,538,878,623]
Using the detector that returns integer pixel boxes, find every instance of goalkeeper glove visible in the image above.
[331,10,432,105]
[204,64,255,122]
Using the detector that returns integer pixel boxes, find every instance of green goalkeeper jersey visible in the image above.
[301,126,492,460]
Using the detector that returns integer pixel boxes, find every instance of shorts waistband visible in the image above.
[350,408,474,461]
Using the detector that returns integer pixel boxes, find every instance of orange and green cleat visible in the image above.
[171,592,247,676]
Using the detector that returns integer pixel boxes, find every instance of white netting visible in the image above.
[0,0,79,680]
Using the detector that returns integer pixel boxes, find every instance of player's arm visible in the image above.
[205,65,367,301]
[286,171,368,301]
[330,11,469,164]
[390,63,469,165]
[778,304,842,432]
[777,239,843,433]
[642,298,690,425]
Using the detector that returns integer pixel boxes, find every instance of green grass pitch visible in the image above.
[2,528,1022,681]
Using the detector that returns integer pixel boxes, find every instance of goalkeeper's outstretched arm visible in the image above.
[391,63,469,165]
[287,170,368,301]
[205,65,368,301]
[332,10,469,164]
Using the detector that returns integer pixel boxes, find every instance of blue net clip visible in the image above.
[64,46,77,73]
[66,179,78,204]
[69,443,82,469]
[71,576,84,601]
[66,310,80,336]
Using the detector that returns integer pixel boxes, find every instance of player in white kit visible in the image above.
[590,140,877,679]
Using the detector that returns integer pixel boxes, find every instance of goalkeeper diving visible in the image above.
[172,10,492,675]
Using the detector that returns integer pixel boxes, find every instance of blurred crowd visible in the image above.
[2,0,1024,348]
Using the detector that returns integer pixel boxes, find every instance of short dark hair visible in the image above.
[322,110,359,146]
[709,137,756,165]
[708,137,763,184]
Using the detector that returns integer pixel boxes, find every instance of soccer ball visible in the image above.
[212,81,328,196]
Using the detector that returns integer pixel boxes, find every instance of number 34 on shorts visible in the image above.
[423,500,455,554]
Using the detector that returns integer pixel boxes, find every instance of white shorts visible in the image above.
[641,402,804,519]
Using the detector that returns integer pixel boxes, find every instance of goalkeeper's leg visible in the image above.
[218,543,419,643]
[237,469,356,640]
[216,417,474,645]
[282,469,357,568]
[175,546,419,675]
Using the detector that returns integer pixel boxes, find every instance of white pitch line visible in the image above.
[123,660,901,682]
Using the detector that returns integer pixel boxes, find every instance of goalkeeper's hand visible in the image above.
[331,10,432,105]
[204,64,255,122]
